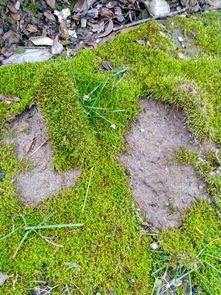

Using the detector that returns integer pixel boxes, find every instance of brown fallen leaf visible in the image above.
[72,14,81,22]
[100,7,114,19]
[26,24,38,33]
[7,4,18,14]
[88,21,105,33]
[44,10,57,22]
[0,94,20,103]
[46,0,56,9]
[0,18,4,27]
[3,45,15,57]
[74,0,97,11]
[24,138,35,153]
[102,61,112,71]
[2,30,16,41]
[98,19,113,38]
[10,12,21,21]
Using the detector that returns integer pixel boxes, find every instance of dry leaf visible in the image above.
[88,21,105,33]
[136,40,146,45]
[98,19,113,38]
[10,12,21,21]
[24,138,35,153]
[114,6,122,16]
[74,0,98,11]
[100,7,114,19]
[72,14,81,22]
[0,18,4,27]
[106,1,118,9]
[102,61,112,71]
[7,4,17,14]
[44,10,57,22]
[29,36,54,46]
[0,94,20,103]
[46,0,56,9]
[3,30,16,41]
[26,24,38,33]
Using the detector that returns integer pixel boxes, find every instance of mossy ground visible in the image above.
[0,12,220,294]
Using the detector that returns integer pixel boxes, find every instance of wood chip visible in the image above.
[24,138,35,153]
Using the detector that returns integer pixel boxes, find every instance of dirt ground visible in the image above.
[3,106,81,205]
[119,99,209,229]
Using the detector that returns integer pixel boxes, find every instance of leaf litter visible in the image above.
[0,0,217,65]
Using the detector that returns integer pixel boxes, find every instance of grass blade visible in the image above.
[26,223,84,230]
[13,231,30,259]
[194,270,215,295]
[0,227,21,241]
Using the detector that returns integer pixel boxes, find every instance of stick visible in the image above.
[113,8,189,32]
[30,139,48,156]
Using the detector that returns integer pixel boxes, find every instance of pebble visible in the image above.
[150,242,158,249]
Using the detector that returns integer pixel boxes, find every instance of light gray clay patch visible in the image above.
[3,106,81,206]
[119,99,209,229]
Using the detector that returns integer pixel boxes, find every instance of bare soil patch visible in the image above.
[3,106,81,206]
[119,99,209,229]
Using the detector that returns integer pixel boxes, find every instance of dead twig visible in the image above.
[30,139,48,156]
[82,167,93,212]
[113,8,189,32]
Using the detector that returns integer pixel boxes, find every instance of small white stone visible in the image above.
[0,273,10,286]
[150,242,158,250]
[178,36,184,42]
[140,128,145,132]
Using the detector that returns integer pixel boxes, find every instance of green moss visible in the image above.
[159,202,221,294]
[0,12,220,294]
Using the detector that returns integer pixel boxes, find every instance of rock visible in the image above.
[150,242,158,249]
[51,39,64,55]
[2,49,52,65]
[54,8,71,22]
[29,36,54,46]
[0,273,9,286]
[145,0,170,17]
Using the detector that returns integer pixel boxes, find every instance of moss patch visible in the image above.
[0,12,221,294]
